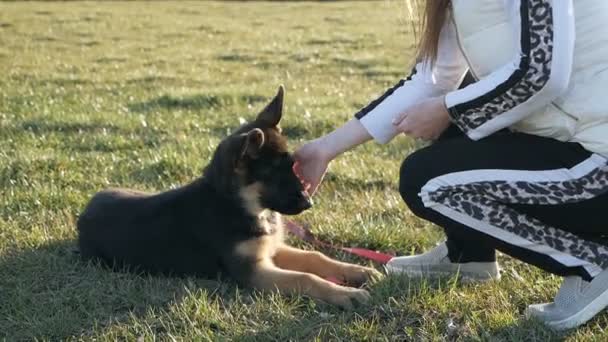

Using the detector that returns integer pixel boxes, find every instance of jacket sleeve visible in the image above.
[444,0,575,140]
[355,19,468,144]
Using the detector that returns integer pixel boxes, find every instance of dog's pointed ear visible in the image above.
[256,85,284,127]
[239,128,265,160]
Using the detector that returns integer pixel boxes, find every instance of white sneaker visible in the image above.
[526,268,608,330]
[385,242,500,282]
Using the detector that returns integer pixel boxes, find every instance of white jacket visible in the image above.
[355,0,608,158]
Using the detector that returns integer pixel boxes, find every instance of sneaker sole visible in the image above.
[531,286,608,330]
[384,263,500,282]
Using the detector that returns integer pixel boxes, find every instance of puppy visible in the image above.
[77,86,381,309]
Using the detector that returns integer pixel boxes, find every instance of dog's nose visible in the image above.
[299,191,313,210]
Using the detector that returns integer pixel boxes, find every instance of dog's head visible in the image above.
[205,86,312,215]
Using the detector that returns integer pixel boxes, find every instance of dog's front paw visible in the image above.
[342,265,384,287]
[329,287,371,310]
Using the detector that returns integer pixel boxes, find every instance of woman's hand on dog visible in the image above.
[293,138,331,196]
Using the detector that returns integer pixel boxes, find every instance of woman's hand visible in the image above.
[293,138,331,196]
[392,96,451,141]
[294,118,373,196]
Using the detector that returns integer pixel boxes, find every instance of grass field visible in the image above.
[1,1,607,340]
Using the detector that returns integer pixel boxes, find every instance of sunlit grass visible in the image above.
[0,1,603,340]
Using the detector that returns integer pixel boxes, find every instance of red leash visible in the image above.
[284,220,395,264]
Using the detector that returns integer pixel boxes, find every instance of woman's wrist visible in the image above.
[314,135,337,163]
[317,118,372,162]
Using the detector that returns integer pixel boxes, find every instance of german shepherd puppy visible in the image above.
[77,86,381,309]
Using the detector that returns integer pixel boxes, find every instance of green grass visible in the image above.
[0,1,606,340]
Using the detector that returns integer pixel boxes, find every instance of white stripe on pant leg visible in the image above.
[418,154,608,277]
[429,203,603,277]
[420,154,607,194]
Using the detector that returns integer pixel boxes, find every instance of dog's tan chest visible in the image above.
[234,211,284,261]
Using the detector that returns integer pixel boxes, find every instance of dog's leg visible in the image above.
[273,245,383,287]
[250,259,370,309]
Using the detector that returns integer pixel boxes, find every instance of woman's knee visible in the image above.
[398,148,435,216]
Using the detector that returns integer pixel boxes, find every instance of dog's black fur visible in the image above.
[77,86,309,281]
[77,87,379,308]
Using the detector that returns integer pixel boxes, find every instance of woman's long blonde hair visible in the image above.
[409,0,451,65]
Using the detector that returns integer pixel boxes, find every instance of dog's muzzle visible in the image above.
[298,191,313,210]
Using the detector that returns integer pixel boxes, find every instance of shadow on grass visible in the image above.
[196,24,225,34]
[33,35,58,42]
[0,240,225,340]
[14,120,167,153]
[202,120,340,142]
[230,308,377,341]
[324,172,394,192]
[373,275,566,341]
[484,319,567,341]
[229,274,486,340]
[128,159,196,186]
[332,57,376,71]
[280,121,338,140]
[0,239,386,340]
[0,240,567,340]
[227,271,410,341]
[125,76,179,85]
[307,37,354,46]
[21,121,121,135]
[128,93,267,113]
[95,57,127,64]
[0,158,71,188]
[38,77,92,86]
[216,53,257,63]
